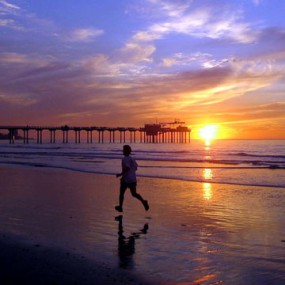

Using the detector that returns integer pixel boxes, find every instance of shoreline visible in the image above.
[0,165,284,284]
[1,162,284,189]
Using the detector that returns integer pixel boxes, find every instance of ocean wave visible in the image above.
[139,165,270,169]
[233,152,285,159]
[1,149,285,168]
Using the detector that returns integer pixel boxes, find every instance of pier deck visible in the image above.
[0,123,191,144]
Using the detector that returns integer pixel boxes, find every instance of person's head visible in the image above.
[123,145,132,156]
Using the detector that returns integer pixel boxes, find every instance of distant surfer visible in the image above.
[115,145,149,212]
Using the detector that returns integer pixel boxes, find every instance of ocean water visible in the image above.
[0,139,284,188]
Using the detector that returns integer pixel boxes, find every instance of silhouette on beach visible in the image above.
[115,215,149,269]
[115,145,149,212]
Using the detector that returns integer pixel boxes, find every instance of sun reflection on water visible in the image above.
[203,168,213,200]
[203,168,213,180]
[203,139,212,160]
[203,183,212,200]
[205,138,211,146]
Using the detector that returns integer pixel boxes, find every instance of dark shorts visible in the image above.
[120,180,137,191]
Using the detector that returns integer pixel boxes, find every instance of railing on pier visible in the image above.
[0,124,191,144]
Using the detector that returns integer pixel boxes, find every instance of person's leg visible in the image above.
[115,180,127,212]
[129,183,149,211]
[119,182,127,207]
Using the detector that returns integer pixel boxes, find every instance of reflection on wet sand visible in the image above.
[115,215,149,269]
[1,167,285,284]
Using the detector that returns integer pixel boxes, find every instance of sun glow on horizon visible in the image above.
[198,125,218,145]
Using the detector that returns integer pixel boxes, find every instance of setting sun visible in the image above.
[199,125,218,140]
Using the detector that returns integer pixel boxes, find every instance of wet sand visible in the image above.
[0,166,284,284]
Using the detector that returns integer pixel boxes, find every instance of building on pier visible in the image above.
[143,121,190,143]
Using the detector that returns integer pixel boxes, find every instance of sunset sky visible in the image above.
[1,0,285,139]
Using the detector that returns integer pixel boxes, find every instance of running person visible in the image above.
[115,145,149,212]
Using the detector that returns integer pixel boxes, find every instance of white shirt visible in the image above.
[122,156,138,183]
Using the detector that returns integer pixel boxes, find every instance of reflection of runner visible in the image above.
[115,145,149,213]
[115,215,149,269]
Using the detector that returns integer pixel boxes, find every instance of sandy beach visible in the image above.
[0,166,284,284]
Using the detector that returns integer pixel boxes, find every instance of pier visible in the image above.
[0,122,191,144]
